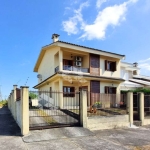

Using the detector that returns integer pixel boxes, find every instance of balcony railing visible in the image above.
[63,65,89,73]
[55,66,89,73]
[55,66,59,73]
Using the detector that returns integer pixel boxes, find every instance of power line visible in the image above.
[25,77,29,86]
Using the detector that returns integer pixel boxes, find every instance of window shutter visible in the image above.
[112,87,116,94]
[105,86,108,94]
[105,60,108,70]
[113,62,116,71]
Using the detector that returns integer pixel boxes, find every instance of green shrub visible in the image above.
[0,100,8,107]
[121,88,150,94]
[29,92,37,99]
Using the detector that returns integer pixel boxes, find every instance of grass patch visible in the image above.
[36,109,57,124]
[0,100,8,107]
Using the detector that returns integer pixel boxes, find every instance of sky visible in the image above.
[0,0,150,99]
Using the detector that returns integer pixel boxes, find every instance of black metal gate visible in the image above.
[144,95,150,118]
[133,93,140,120]
[29,91,80,130]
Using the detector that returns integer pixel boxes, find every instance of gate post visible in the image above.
[20,86,29,135]
[139,92,144,125]
[128,92,133,126]
[80,91,87,128]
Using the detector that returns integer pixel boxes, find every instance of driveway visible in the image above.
[1,107,150,150]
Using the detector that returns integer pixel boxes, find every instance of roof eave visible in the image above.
[33,43,58,72]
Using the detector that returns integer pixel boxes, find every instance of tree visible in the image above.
[29,92,37,99]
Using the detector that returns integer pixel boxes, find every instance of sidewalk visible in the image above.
[1,107,150,150]
[0,107,26,150]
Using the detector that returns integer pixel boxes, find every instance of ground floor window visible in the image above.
[63,86,75,97]
[105,86,116,94]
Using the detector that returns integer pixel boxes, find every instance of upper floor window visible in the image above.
[105,60,116,72]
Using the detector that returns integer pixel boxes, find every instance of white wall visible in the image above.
[100,82,120,94]
[121,67,133,80]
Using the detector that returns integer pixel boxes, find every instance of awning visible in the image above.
[129,79,150,86]
[120,81,144,88]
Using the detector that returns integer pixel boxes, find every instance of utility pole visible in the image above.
[0,85,2,101]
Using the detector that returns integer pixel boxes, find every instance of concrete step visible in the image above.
[133,121,142,126]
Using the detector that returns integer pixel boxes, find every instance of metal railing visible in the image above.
[55,65,89,73]
[63,65,89,73]
[55,66,59,73]
[29,91,80,129]
[144,95,150,118]
[87,92,127,117]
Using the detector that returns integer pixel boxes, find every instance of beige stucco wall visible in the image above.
[38,47,60,82]
[16,100,21,128]
[143,119,150,125]
[100,56,120,78]
[87,115,129,130]
[100,81,120,94]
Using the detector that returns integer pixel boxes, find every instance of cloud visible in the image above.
[80,0,138,40]
[96,0,107,9]
[138,58,150,75]
[62,1,89,35]
[62,0,138,40]
[139,58,150,63]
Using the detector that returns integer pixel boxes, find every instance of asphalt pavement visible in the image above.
[1,107,150,150]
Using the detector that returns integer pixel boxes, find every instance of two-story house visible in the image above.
[120,62,150,90]
[33,34,125,107]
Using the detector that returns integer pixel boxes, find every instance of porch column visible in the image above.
[80,90,87,128]
[139,92,144,125]
[59,49,63,71]
[128,92,133,126]
[59,78,63,109]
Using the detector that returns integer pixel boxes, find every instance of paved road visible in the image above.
[1,107,150,150]
[0,107,26,150]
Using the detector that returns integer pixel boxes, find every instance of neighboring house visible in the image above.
[33,34,125,107]
[120,62,150,90]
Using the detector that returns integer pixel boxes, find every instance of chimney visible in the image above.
[52,34,60,43]
[133,62,138,67]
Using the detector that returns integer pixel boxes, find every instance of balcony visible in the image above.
[55,65,89,73]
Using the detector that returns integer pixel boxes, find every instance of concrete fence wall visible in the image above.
[80,91,133,130]
[87,115,129,130]
[8,85,29,135]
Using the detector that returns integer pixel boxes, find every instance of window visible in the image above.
[63,59,73,71]
[105,60,116,72]
[63,86,75,97]
[50,87,52,98]
[105,86,116,94]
